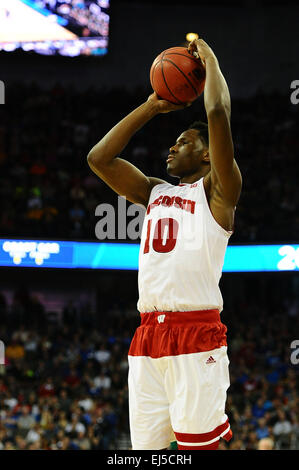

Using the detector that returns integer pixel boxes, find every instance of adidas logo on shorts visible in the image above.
[206,356,216,364]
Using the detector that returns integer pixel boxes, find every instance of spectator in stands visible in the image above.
[17,406,36,438]
[273,410,293,449]
[256,417,270,440]
[5,339,25,361]
[257,437,275,450]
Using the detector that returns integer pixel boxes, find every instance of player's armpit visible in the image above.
[87,155,166,207]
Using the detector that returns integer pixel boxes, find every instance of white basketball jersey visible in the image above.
[137,177,233,313]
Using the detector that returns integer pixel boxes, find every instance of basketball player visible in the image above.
[87,38,242,450]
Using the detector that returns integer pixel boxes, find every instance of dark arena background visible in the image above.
[0,0,299,454]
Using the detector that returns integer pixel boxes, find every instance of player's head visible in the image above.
[166,120,210,178]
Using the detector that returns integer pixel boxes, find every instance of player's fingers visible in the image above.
[184,101,193,109]
[188,39,197,51]
[175,101,192,111]
[188,42,197,51]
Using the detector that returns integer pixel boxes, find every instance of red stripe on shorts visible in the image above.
[175,418,231,443]
[175,419,233,450]
[128,309,227,358]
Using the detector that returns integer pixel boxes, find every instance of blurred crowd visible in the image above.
[0,82,298,243]
[0,289,133,450]
[0,286,298,450]
[0,81,298,450]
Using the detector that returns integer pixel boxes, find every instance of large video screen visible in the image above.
[0,0,110,56]
[1,239,298,272]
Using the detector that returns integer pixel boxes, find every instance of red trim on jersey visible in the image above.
[175,419,231,444]
[128,310,227,358]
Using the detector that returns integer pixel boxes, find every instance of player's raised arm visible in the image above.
[188,38,242,206]
[87,93,188,207]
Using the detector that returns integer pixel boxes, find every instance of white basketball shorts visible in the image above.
[128,309,233,450]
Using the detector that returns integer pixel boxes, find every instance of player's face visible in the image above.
[166,129,208,178]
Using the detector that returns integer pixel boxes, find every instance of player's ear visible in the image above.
[202,150,210,163]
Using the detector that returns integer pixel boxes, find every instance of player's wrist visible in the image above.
[204,54,218,65]
[143,98,160,117]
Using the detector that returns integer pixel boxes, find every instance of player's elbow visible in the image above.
[87,149,96,168]
[207,102,230,119]
[87,149,105,170]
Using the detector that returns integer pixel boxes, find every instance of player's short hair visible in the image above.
[188,121,209,148]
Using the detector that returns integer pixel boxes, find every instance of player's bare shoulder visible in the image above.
[146,177,168,204]
[148,177,168,188]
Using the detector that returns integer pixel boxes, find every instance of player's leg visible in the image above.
[165,345,232,450]
[128,355,173,450]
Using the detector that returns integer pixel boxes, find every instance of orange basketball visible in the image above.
[150,46,206,105]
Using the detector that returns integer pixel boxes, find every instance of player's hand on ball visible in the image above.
[188,38,216,65]
[147,92,192,114]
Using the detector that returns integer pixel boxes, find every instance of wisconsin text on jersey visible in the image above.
[147,195,196,215]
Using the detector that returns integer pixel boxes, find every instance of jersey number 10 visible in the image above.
[143,218,179,254]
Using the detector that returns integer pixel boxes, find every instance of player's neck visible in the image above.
[179,167,210,184]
